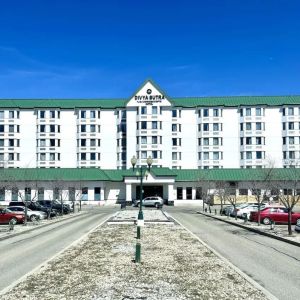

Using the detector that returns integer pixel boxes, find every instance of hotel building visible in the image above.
[0,79,299,204]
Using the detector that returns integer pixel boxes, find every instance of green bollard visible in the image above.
[137,226,141,239]
[135,242,141,263]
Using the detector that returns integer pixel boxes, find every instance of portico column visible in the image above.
[126,183,132,202]
[168,184,175,200]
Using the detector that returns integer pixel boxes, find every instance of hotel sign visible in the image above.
[134,89,165,105]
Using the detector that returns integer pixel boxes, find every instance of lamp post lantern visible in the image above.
[131,155,152,263]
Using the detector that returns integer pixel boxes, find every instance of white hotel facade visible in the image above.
[0,80,300,204]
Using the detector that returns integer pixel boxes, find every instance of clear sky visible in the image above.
[0,0,299,98]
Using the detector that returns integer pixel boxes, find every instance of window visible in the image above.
[25,188,31,201]
[213,138,219,146]
[90,139,96,147]
[81,111,86,118]
[81,139,86,147]
[172,110,177,118]
[172,152,177,160]
[90,153,96,160]
[203,138,209,145]
[246,151,252,159]
[0,111,4,119]
[203,123,209,131]
[289,151,295,159]
[0,139,3,147]
[239,189,248,195]
[152,136,157,144]
[141,136,147,144]
[141,121,147,129]
[246,123,251,130]
[203,109,209,117]
[172,124,177,132]
[94,187,101,201]
[68,187,75,201]
[9,139,14,147]
[81,125,86,132]
[256,137,262,145]
[240,109,243,117]
[246,108,251,116]
[0,188,5,201]
[213,152,219,160]
[152,106,157,115]
[81,153,86,160]
[288,107,294,115]
[40,153,46,161]
[256,151,262,159]
[141,151,147,159]
[196,187,202,199]
[256,122,262,130]
[213,123,220,131]
[50,111,55,118]
[152,121,157,129]
[203,152,209,160]
[186,187,192,199]
[90,125,96,132]
[82,187,88,200]
[40,139,46,147]
[141,107,147,115]
[50,125,55,133]
[282,123,286,130]
[177,187,183,199]
[9,111,14,119]
[288,122,294,130]
[213,109,219,117]
[50,153,55,161]
[246,137,251,145]
[12,187,18,201]
[152,151,158,159]
[289,137,295,145]
[256,108,261,116]
[8,153,15,160]
[240,123,243,131]
[90,111,96,118]
[9,125,14,133]
[50,139,55,147]
[282,137,286,145]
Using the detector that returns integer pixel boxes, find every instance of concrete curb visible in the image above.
[169,214,278,300]
[197,211,300,248]
[0,212,114,297]
[0,212,88,242]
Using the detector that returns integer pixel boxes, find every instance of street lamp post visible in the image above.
[131,155,153,263]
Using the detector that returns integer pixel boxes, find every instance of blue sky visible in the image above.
[0,0,299,98]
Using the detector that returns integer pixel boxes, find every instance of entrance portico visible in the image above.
[124,171,176,203]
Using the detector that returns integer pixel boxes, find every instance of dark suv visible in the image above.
[37,200,71,214]
[8,201,58,218]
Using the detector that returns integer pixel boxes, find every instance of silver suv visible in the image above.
[134,196,164,208]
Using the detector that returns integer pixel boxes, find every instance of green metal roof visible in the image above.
[0,168,299,182]
[0,168,111,181]
[0,95,300,109]
[174,168,300,182]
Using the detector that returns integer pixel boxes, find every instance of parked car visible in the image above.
[250,206,300,225]
[0,208,25,224]
[8,201,58,218]
[133,196,164,208]
[295,219,300,232]
[37,200,71,214]
[236,203,267,219]
[7,206,47,221]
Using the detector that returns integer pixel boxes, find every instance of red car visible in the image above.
[250,206,300,225]
[0,208,25,224]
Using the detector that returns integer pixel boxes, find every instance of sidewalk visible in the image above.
[197,210,300,247]
[0,211,86,241]
[2,210,270,300]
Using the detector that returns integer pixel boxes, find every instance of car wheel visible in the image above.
[262,217,271,225]
[30,215,38,222]
[296,219,300,226]
[10,217,18,225]
[155,203,159,208]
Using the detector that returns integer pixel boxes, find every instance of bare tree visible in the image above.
[276,163,300,235]
[248,166,276,226]
[213,181,230,215]
[197,169,214,212]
